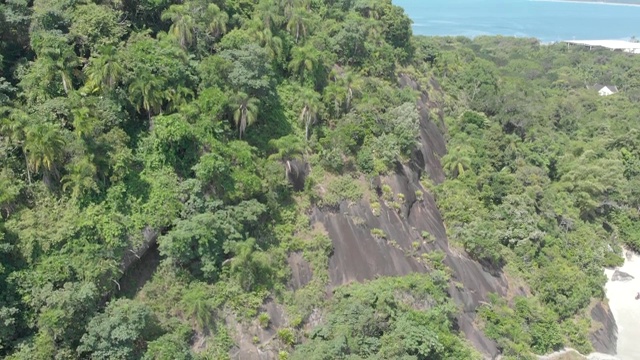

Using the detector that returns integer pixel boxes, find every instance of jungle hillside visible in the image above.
[2,0,640,359]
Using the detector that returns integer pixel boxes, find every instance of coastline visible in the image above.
[531,0,640,7]
[603,250,640,360]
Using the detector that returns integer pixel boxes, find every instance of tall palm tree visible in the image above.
[24,122,66,182]
[441,145,474,178]
[206,4,229,40]
[323,81,346,118]
[0,110,30,182]
[62,156,98,199]
[299,89,322,141]
[165,86,194,112]
[72,107,99,140]
[232,92,260,139]
[85,45,123,93]
[128,71,165,121]
[286,7,311,43]
[162,4,197,49]
[41,45,79,94]
[254,0,283,31]
[288,45,320,83]
[344,70,364,111]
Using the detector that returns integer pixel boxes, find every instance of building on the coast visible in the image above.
[589,84,619,96]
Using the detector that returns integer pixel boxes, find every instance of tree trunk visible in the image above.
[24,151,31,184]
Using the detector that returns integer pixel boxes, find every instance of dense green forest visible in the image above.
[2,0,640,359]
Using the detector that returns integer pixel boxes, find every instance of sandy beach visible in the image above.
[604,251,640,360]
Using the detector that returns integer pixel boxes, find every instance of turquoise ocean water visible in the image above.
[394,0,640,43]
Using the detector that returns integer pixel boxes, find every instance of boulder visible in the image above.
[611,270,634,282]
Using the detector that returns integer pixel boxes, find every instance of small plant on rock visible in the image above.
[421,231,434,243]
[382,184,393,201]
[258,313,270,329]
[277,328,295,346]
[371,228,387,239]
[370,201,381,216]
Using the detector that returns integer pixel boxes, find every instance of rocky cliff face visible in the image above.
[309,74,508,358]
[309,74,618,358]
[226,74,618,359]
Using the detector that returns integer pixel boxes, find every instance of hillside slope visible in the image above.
[2,1,640,359]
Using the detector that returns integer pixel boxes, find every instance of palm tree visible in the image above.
[165,86,194,112]
[254,0,283,31]
[299,89,322,141]
[323,81,345,118]
[206,4,229,40]
[286,7,311,43]
[441,145,474,178]
[232,92,260,139]
[344,70,364,111]
[162,4,197,49]
[181,283,213,332]
[0,110,30,182]
[41,45,79,94]
[24,122,66,182]
[62,156,98,199]
[85,45,123,93]
[128,71,165,121]
[288,45,320,83]
[72,107,99,139]
[258,29,283,61]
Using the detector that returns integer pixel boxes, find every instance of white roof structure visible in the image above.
[565,40,640,54]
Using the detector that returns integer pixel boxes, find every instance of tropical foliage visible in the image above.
[1,0,639,359]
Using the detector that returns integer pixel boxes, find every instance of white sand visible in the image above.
[604,251,640,360]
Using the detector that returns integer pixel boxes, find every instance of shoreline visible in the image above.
[531,0,640,7]
[603,250,640,360]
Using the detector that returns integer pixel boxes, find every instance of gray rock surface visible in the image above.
[611,270,634,282]
[311,75,508,359]
[590,302,618,355]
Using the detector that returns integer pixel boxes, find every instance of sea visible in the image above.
[394,0,640,43]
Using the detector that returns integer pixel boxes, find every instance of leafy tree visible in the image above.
[78,299,161,360]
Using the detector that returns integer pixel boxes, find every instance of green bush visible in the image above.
[319,176,364,208]
[258,313,270,329]
[370,228,387,239]
[277,328,295,346]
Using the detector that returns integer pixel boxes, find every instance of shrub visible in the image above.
[320,175,364,208]
[258,313,270,329]
[421,231,434,242]
[381,184,393,201]
[370,201,381,216]
[371,228,387,239]
[277,328,295,346]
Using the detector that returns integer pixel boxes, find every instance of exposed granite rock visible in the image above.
[611,270,634,282]
[590,302,618,355]
[312,164,507,358]
[287,252,313,289]
[228,299,286,360]
[302,75,509,359]
[286,159,309,192]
